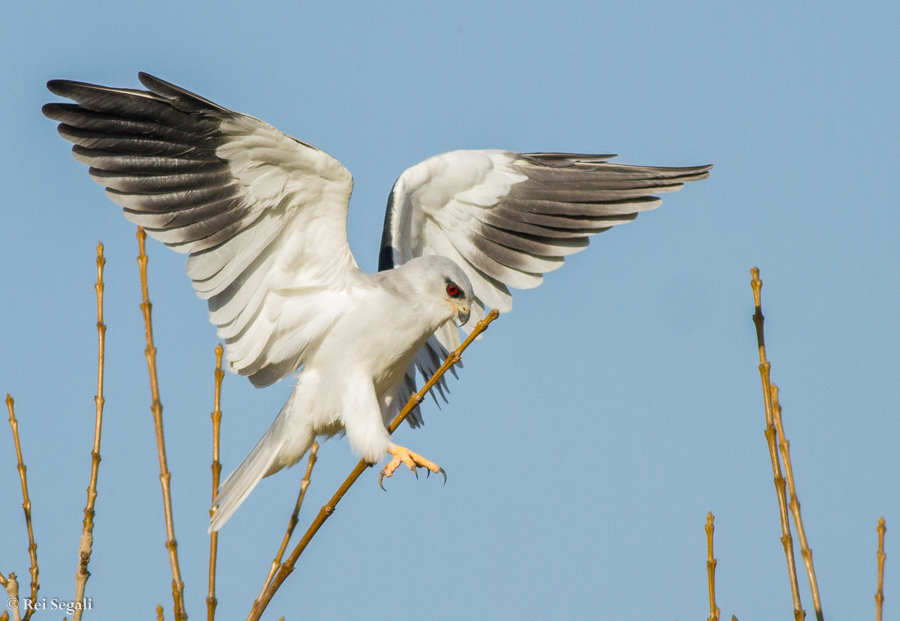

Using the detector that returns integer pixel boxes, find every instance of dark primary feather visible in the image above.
[88,167,234,193]
[47,79,220,133]
[43,102,214,144]
[499,197,655,216]
[520,152,618,163]
[378,187,400,271]
[136,72,230,114]
[107,182,241,212]
[477,210,608,239]
[474,223,589,257]
[57,125,206,158]
[42,74,267,262]
[492,207,640,230]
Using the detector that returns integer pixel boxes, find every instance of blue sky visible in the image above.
[1,1,898,619]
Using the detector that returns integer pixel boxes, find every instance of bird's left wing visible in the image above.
[380,149,712,424]
[44,73,368,388]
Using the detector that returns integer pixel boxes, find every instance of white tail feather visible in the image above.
[209,393,311,532]
[209,425,285,533]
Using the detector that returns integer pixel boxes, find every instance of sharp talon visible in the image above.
[383,444,443,487]
[426,470,430,479]
[378,470,387,491]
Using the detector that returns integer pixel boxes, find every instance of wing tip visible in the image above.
[41,101,64,120]
[46,78,88,98]
[687,164,714,182]
[138,71,228,114]
[137,71,174,94]
[521,152,619,166]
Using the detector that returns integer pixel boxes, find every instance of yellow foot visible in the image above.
[379,444,447,490]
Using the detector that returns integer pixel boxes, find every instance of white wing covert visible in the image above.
[44,73,368,387]
[380,149,712,423]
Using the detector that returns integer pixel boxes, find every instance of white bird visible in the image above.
[43,73,712,531]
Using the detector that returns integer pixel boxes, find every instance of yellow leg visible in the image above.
[379,444,446,489]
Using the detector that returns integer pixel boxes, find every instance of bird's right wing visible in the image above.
[44,73,371,387]
[381,149,712,425]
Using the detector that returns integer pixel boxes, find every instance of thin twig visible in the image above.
[207,344,225,621]
[876,517,886,621]
[2,572,20,621]
[706,512,720,621]
[247,309,501,621]
[157,604,165,621]
[772,384,823,621]
[750,267,805,621]
[5,396,38,621]
[254,441,320,606]
[0,571,6,621]
[137,228,187,621]
[73,242,107,621]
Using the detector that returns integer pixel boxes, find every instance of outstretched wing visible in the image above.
[44,73,370,387]
[380,149,712,424]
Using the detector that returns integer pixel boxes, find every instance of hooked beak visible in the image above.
[457,305,470,326]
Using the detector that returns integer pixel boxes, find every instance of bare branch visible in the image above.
[208,344,225,621]
[876,517,886,621]
[73,242,108,621]
[772,384,824,620]
[254,442,320,606]
[5,396,38,621]
[750,267,805,621]
[247,308,501,621]
[706,512,720,621]
[136,228,187,621]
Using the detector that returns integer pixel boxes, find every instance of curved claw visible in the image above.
[380,445,445,489]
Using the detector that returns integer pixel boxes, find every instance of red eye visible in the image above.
[446,283,460,297]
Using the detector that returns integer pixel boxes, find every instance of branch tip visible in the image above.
[73,239,109,621]
[750,267,806,621]
[136,228,187,621]
[750,267,761,307]
[6,395,39,621]
[705,512,719,621]
[876,517,886,621]
[209,343,226,621]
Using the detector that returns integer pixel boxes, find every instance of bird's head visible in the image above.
[401,255,474,327]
